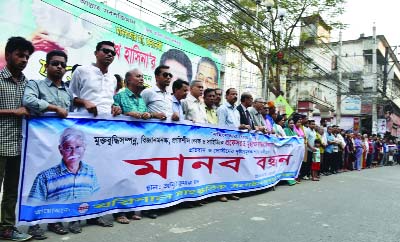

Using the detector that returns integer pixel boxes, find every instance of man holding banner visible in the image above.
[181,80,207,123]
[113,68,151,120]
[141,65,174,121]
[23,50,72,118]
[69,40,119,230]
[249,97,268,134]
[217,88,250,131]
[0,37,34,241]
[216,88,247,202]
[69,41,121,117]
[23,49,73,238]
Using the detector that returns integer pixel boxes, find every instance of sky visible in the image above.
[338,0,399,46]
[100,0,399,47]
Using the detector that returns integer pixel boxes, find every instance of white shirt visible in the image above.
[69,64,116,114]
[337,133,346,149]
[364,139,369,152]
[181,94,207,123]
[274,124,286,137]
[305,128,317,152]
[141,85,173,117]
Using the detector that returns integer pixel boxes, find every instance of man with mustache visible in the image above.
[113,68,151,120]
[216,88,248,202]
[69,41,121,117]
[68,40,119,231]
[142,65,177,121]
[217,88,250,130]
[28,128,99,229]
[29,128,99,201]
[0,36,34,241]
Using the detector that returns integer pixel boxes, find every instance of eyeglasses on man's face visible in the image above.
[49,60,67,68]
[100,48,116,56]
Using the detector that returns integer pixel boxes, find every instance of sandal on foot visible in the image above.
[48,222,68,235]
[116,216,130,224]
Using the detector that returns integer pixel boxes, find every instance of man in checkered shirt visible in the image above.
[0,37,34,241]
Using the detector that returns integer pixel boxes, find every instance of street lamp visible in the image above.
[277,8,287,21]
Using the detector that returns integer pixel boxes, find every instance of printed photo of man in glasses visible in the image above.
[28,127,99,203]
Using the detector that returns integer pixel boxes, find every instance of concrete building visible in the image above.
[287,15,400,136]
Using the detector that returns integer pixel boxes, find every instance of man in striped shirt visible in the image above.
[29,128,99,234]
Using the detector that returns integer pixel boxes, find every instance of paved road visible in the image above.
[23,166,400,242]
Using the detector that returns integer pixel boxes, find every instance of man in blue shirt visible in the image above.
[23,50,72,117]
[172,79,189,121]
[215,88,247,202]
[24,50,73,239]
[217,88,250,130]
[324,126,338,175]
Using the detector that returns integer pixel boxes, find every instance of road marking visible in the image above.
[257,202,281,207]
[169,227,195,233]
[250,217,266,221]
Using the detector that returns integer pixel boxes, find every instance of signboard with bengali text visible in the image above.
[17,114,304,225]
[0,0,220,89]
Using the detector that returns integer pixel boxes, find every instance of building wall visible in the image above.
[220,46,262,98]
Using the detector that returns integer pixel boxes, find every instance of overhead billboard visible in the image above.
[0,0,220,89]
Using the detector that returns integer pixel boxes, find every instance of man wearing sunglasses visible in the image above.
[69,41,121,117]
[23,50,74,239]
[141,65,175,121]
[23,50,72,118]
[68,41,117,230]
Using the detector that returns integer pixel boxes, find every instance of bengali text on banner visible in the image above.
[17,114,304,225]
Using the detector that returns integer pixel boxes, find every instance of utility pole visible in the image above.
[372,23,378,134]
[383,46,389,96]
[336,30,342,126]
[265,35,270,100]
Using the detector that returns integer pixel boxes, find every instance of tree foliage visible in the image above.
[161,0,345,96]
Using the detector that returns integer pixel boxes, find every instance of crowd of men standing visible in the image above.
[0,36,397,241]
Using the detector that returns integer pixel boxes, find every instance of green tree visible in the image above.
[161,0,345,96]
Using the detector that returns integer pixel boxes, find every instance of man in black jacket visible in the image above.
[236,92,255,130]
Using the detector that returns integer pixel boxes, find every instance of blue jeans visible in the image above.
[381,153,387,165]
[355,149,362,170]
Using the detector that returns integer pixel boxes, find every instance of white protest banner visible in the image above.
[18,114,304,225]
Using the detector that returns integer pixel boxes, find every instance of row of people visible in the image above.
[3,36,394,241]
[0,36,286,241]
